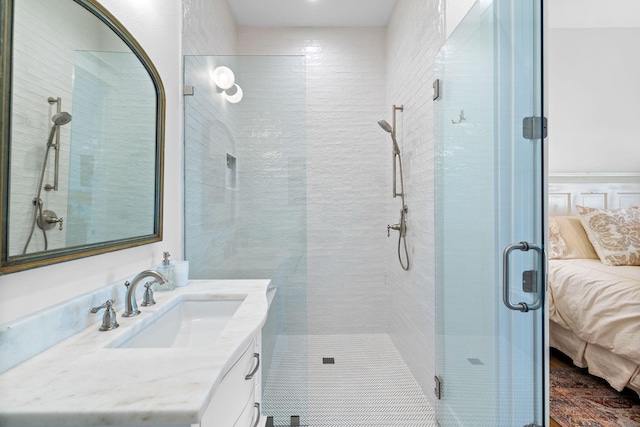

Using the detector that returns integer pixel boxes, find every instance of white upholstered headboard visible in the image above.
[549,173,640,216]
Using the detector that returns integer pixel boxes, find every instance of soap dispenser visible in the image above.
[155,251,176,292]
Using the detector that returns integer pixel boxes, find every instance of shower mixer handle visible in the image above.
[36,210,64,231]
[47,215,64,231]
[388,223,401,237]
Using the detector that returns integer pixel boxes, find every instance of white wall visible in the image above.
[0,0,182,325]
[548,0,640,173]
[237,27,390,335]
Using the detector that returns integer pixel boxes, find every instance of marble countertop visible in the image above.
[0,280,271,427]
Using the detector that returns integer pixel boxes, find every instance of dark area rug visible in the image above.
[550,366,640,426]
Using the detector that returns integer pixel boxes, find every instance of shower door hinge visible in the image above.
[522,116,547,140]
[434,375,442,399]
[183,85,194,96]
[433,79,441,101]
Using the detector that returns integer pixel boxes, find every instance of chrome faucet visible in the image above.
[122,270,166,317]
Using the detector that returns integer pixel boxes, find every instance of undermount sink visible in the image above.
[113,298,244,349]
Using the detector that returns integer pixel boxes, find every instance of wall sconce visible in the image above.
[213,66,243,103]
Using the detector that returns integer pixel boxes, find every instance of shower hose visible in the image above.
[397,207,410,271]
[22,124,58,254]
[23,198,48,254]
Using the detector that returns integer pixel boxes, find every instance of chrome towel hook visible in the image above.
[451,110,466,124]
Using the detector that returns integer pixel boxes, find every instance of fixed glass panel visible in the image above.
[183,55,308,426]
[435,0,544,425]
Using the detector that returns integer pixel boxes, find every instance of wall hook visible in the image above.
[451,110,466,124]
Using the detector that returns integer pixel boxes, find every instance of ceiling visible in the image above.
[227,0,398,27]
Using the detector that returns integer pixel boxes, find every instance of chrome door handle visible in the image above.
[503,242,545,312]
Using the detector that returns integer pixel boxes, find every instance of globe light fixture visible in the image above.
[212,66,235,90]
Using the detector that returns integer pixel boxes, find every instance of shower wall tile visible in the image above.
[238,28,389,335]
[183,0,238,55]
[385,0,446,406]
[182,0,237,280]
[183,56,240,280]
[184,54,307,340]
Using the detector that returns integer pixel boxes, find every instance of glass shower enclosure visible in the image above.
[184,55,308,426]
[435,0,546,426]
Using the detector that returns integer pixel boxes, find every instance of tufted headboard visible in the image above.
[548,173,640,216]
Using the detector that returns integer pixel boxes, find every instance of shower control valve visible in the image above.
[388,223,402,237]
[37,210,64,231]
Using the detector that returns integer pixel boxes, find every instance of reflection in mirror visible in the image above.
[1,0,164,272]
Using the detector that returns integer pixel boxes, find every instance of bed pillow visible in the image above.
[576,205,640,266]
[548,216,599,259]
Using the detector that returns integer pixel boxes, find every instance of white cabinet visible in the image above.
[200,335,263,427]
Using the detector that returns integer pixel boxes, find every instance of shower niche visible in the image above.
[226,153,237,189]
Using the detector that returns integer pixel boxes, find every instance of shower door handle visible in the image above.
[502,242,545,312]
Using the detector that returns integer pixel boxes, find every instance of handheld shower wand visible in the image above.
[22,108,72,254]
[379,104,409,270]
[45,97,70,191]
[377,119,400,155]
[378,105,405,201]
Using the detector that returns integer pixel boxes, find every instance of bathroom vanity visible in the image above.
[0,280,270,427]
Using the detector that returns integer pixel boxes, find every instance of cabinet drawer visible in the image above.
[233,390,261,427]
[201,339,259,426]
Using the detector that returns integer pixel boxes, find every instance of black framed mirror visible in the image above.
[0,0,165,273]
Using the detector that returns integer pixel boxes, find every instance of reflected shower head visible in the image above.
[378,119,392,133]
[51,112,72,126]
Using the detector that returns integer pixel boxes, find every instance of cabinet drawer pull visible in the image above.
[245,353,260,380]
[250,402,260,427]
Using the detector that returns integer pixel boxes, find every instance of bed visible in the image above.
[548,173,640,396]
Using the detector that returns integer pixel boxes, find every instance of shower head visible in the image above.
[51,112,72,126]
[378,119,400,155]
[378,119,393,133]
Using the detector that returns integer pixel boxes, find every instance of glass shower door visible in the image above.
[435,0,545,426]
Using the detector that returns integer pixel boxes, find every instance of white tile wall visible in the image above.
[183,0,238,55]
[385,0,446,405]
[238,27,390,335]
[183,55,241,278]
[184,55,307,335]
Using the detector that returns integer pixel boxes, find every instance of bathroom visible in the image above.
[0,0,551,426]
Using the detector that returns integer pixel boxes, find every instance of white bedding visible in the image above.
[548,259,640,366]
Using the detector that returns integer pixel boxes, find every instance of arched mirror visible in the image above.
[0,0,165,273]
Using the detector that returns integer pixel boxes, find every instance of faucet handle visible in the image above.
[90,299,119,331]
[141,282,156,307]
